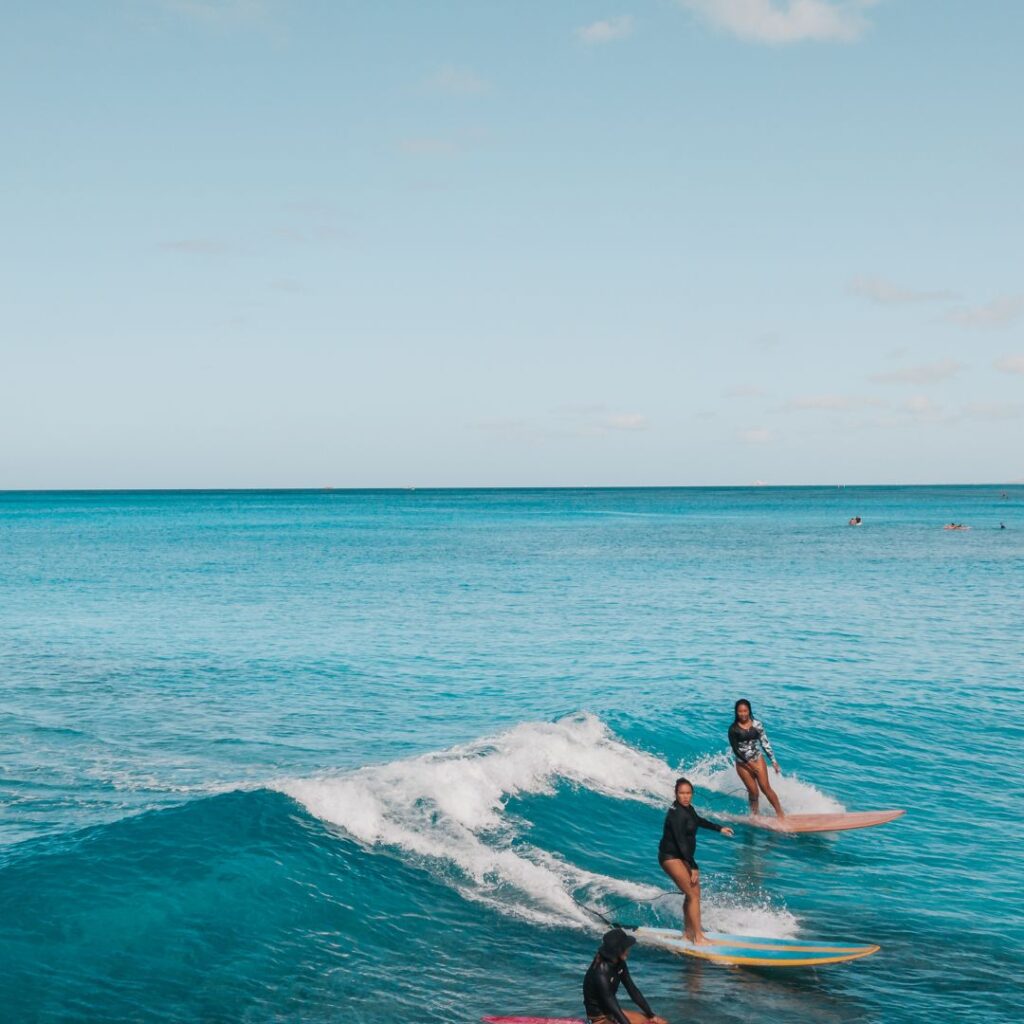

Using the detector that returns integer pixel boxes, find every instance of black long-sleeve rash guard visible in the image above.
[657,801,723,869]
[582,954,653,1024]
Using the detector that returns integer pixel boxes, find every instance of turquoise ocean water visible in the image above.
[1,487,1021,1023]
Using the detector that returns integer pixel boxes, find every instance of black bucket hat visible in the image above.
[599,927,637,959]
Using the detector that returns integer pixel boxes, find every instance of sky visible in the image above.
[2,0,1022,488]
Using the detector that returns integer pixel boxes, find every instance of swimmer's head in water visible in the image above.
[734,698,752,724]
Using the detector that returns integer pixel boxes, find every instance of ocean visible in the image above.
[1,487,1021,1023]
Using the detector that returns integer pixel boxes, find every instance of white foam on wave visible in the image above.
[277,713,797,936]
[685,751,845,815]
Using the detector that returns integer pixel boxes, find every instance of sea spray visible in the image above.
[279,713,797,936]
[684,751,845,815]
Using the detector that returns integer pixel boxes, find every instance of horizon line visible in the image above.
[2,482,1022,494]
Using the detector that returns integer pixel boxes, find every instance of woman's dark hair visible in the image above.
[733,699,752,724]
[674,777,693,791]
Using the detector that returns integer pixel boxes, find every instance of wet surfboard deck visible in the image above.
[743,809,905,833]
[635,927,880,967]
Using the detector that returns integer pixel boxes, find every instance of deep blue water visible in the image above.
[1,487,1022,1023]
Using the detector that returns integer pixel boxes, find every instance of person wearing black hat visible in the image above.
[582,928,667,1024]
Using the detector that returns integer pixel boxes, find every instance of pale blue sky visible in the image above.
[2,1,1022,487]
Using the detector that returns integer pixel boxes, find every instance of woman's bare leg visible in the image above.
[661,857,708,944]
[622,1012,650,1024]
[751,757,784,817]
[735,761,760,814]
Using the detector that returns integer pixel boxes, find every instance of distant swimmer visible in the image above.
[944,523,971,531]
[848,516,862,526]
[1000,522,1006,529]
[729,699,785,818]
[658,778,733,945]
[583,928,667,1024]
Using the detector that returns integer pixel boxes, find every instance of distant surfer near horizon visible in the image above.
[848,516,862,526]
[658,778,734,945]
[583,928,667,1024]
[729,699,785,819]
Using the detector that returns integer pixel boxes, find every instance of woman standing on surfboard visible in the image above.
[728,699,784,818]
[658,777,733,945]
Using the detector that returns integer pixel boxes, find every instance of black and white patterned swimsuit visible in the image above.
[728,719,775,765]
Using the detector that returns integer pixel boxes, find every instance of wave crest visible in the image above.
[278,714,797,936]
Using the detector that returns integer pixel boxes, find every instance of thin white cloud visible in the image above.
[903,395,944,419]
[425,65,488,96]
[479,407,648,441]
[869,359,963,385]
[850,275,956,305]
[783,395,884,412]
[602,413,649,431]
[555,405,650,434]
[677,0,877,45]
[948,295,1024,329]
[961,401,1024,421]
[995,354,1024,375]
[738,427,773,444]
[577,16,634,45]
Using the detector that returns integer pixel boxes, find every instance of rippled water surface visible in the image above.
[1,488,1022,1023]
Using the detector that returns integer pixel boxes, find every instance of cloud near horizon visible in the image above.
[995,354,1024,375]
[869,358,963,385]
[576,16,634,45]
[850,275,956,305]
[678,0,877,45]
[960,400,1024,421]
[479,406,649,441]
[783,394,884,412]
[602,412,649,431]
[947,295,1024,329]
[424,65,488,95]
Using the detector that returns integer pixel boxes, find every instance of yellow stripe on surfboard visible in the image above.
[696,938,875,953]
[677,946,880,967]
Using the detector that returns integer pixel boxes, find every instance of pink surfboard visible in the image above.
[483,1018,585,1024]
[745,809,905,833]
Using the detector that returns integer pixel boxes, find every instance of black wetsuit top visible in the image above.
[583,954,653,1024]
[658,800,723,869]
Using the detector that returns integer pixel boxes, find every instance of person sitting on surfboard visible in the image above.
[728,699,785,819]
[583,928,666,1024]
[658,778,733,945]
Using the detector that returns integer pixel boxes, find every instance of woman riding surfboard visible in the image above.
[728,699,784,818]
[658,777,733,945]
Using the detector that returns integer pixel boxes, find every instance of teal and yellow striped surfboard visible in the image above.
[635,927,880,967]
